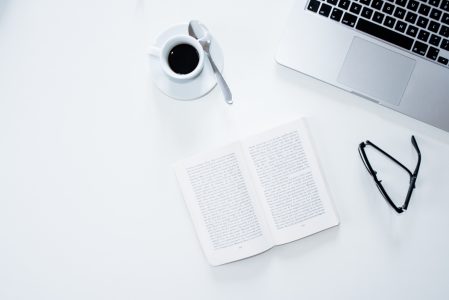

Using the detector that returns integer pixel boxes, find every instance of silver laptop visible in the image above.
[276,0,449,132]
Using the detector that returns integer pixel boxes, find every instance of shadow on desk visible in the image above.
[0,0,10,23]
[208,226,339,281]
[274,64,449,146]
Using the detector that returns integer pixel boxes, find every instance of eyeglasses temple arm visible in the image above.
[365,141,413,177]
[411,135,421,176]
[402,136,421,211]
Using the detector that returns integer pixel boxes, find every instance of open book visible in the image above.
[174,119,339,266]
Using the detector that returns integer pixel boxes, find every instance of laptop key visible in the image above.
[371,0,384,9]
[406,12,418,23]
[419,4,431,15]
[327,0,339,5]
[429,33,442,45]
[440,24,449,36]
[443,12,449,24]
[308,0,321,12]
[373,11,385,23]
[350,2,362,14]
[338,0,351,9]
[384,16,396,27]
[383,2,395,14]
[429,0,441,7]
[441,0,449,11]
[407,0,419,11]
[396,0,407,7]
[428,20,441,32]
[319,3,333,16]
[406,25,419,37]
[356,18,414,49]
[362,7,374,18]
[438,56,449,64]
[342,12,358,26]
[441,38,449,50]
[412,41,428,55]
[394,7,406,19]
[417,16,430,28]
[360,0,371,5]
[395,20,407,32]
[430,8,443,20]
[331,7,344,21]
[418,29,431,41]
[426,46,440,59]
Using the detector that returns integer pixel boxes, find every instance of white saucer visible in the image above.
[149,24,224,101]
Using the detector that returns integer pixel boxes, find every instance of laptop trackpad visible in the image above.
[337,37,415,106]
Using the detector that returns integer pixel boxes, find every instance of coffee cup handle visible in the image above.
[148,46,161,57]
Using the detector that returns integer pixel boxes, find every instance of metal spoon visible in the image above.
[188,20,233,105]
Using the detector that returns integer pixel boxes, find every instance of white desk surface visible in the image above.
[1,0,449,299]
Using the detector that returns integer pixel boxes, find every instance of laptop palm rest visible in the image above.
[337,37,416,106]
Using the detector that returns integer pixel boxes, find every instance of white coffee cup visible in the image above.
[149,35,204,81]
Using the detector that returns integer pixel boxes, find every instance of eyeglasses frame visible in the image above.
[358,136,421,214]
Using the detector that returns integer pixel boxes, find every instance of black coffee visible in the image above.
[167,43,199,75]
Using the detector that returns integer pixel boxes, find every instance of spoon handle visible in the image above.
[206,52,233,105]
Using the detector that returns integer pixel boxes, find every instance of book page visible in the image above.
[242,119,339,245]
[174,142,273,266]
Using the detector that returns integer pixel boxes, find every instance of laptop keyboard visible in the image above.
[307,0,449,67]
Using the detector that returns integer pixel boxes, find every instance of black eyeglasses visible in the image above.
[358,136,421,214]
